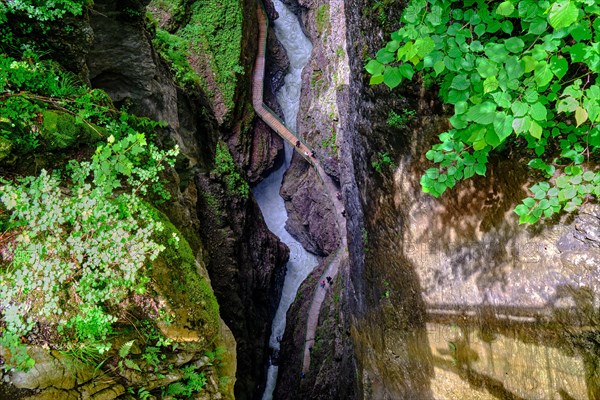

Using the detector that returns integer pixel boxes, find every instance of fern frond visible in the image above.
[119,340,135,358]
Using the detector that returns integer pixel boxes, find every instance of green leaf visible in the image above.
[475,163,486,176]
[558,187,577,201]
[474,24,486,37]
[534,61,554,87]
[505,57,525,80]
[549,56,568,79]
[514,204,530,216]
[385,40,401,53]
[376,49,395,64]
[522,56,537,73]
[414,37,435,58]
[548,1,579,30]
[398,64,415,80]
[119,340,135,358]
[575,106,588,126]
[583,171,595,181]
[485,43,509,63]
[491,91,512,108]
[124,358,141,371]
[434,60,445,75]
[511,101,529,117]
[529,120,543,139]
[447,90,469,104]
[425,168,440,179]
[365,60,384,75]
[496,1,515,16]
[483,76,499,94]
[570,23,592,41]
[485,129,501,148]
[369,74,384,85]
[493,112,514,141]
[505,37,525,53]
[476,58,499,78]
[530,103,548,121]
[528,19,548,35]
[383,67,402,89]
[450,74,470,90]
[557,96,579,113]
[466,102,496,125]
[512,116,531,134]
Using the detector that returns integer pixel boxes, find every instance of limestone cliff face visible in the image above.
[342,0,600,399]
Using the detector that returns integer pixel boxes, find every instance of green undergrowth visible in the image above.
[213,142,249,199]
[152,28,204,89]
[0,52,164,164]
[149,0,244,116]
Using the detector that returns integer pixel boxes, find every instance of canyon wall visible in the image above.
[342,0,600,399]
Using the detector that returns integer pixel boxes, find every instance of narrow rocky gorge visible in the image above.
[2,0,600,399]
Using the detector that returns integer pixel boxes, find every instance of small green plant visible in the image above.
[372,151,393,173]
[315,4,330,37]
[321,131,338,155]
[386,109,416,128]
[213,142,249,199]
[166,365,207,397]
[138,387,152,400]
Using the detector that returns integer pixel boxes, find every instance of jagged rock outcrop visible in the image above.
[274,255,356,400]
[195,173,288,400]
[87,2,290,398]
[280,151,339,255]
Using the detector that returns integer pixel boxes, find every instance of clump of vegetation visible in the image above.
[214,142,249,199]
[367,0,600,224]
[372,151,393,173]
[149,0,244,114]
[322,131,338,155]
[386,109,416,128]
[0,5,230,398]
[315,4,330,37]
[0,52,167,160]
[153,29,203,89]
[0,0,88,22]
[0,133,179,370]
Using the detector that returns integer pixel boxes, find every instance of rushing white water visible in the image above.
[252,2,314,399]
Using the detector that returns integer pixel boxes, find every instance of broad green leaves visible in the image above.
[548,1,579,30]
[366,0,600,223]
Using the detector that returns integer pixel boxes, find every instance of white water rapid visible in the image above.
[252,2,314,399]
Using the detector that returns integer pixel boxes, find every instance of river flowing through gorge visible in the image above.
[251,1,315,399]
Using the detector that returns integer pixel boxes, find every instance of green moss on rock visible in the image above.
[151,208,221,342]
[149,0,243,118]
[0,137,12,161]
[41,110,104,150]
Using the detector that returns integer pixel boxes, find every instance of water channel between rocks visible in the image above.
[251,1,315,399]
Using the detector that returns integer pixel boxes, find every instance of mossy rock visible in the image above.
[0,136,12,162]
[150,208,221,342]
[40,110,105,150]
